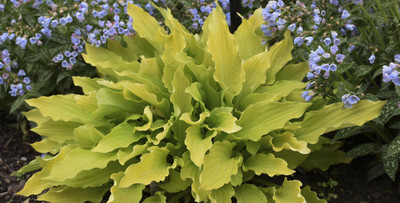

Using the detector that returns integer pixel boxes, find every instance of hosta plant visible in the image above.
[14,3,386,203]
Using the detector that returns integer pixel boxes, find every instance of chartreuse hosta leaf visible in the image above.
[234,184,268,203]
[272,178,305,203]
[108,172,145,203]
[206,6,245,103]
[17,3,385,203]
[295,100,386,144]
[199,141,242,191]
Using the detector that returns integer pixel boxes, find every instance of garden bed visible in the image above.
[1,111,399,203]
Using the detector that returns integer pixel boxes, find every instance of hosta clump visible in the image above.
[15,3,385,202]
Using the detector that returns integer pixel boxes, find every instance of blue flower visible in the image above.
[9,90,17,97]
[331,31,338,39]
[69,57,77,65]
[305,37,313,46]
[64,51,71,57]
[341,9,351,19]
[29,37,37,44]
[334,38,340,46]
[329,63,337,71]
[23,77,31,84]
[342,94,360,108]
[17,69,26,76]
[294,37,304,46]
[51,19,58,27]
[0,77,3,85]
[288,23,296,32]
[369,54,375,64]
[316,46,325,55]
[394,54,400,63]
[330,45,338,55]
[313,15,322,25]
[61,60,69,68]
[323,37,332,46]
[296,26,303,34]
[322,53,331,59]
[348,44,356,52]
[35,33,42,39]
[301,91,314,102]
[336,54,345,63]
[59,17,67,25]
[345,24,356,31]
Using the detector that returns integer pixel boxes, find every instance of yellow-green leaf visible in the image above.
[301,186,326,203]
[57,161,124,188]
[273,178,305,203]
[170,66,193,116]
[92,123,143,153]
[119,146,170,187]
[142,192,167,203]
[243,153,295,176]
[234,17,264,60]
[269,132,311,154]
[199,141,242,191]
[185,125,217,167]
[26,94,91,123]
[206,6,245,100]
[275,62,309,82]
[206,107,241,133]
[235,184,268,203]
[30,138,61,154]
[295,100,386,144]
[108,172,145,203]
[31,120,81,143]
[127,4,164,52]
[256,80,306,98]
[159,169,192,193]
[73,125,104,149]
[117,142,150,165]
[38,185,109,203]
[209,184,235,203]
[234,102,311,141]
[265,30,293,84]
[43,147,117,182]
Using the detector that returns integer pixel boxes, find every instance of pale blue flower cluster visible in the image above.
[260,0,287,37]
[382,55,400,86]
[0,49,32,96]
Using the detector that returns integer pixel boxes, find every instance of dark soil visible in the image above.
[0,111,43,203]
[1,110,400,203]
[296,156,400,203]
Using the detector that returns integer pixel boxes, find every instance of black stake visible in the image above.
[229,0,242,33]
